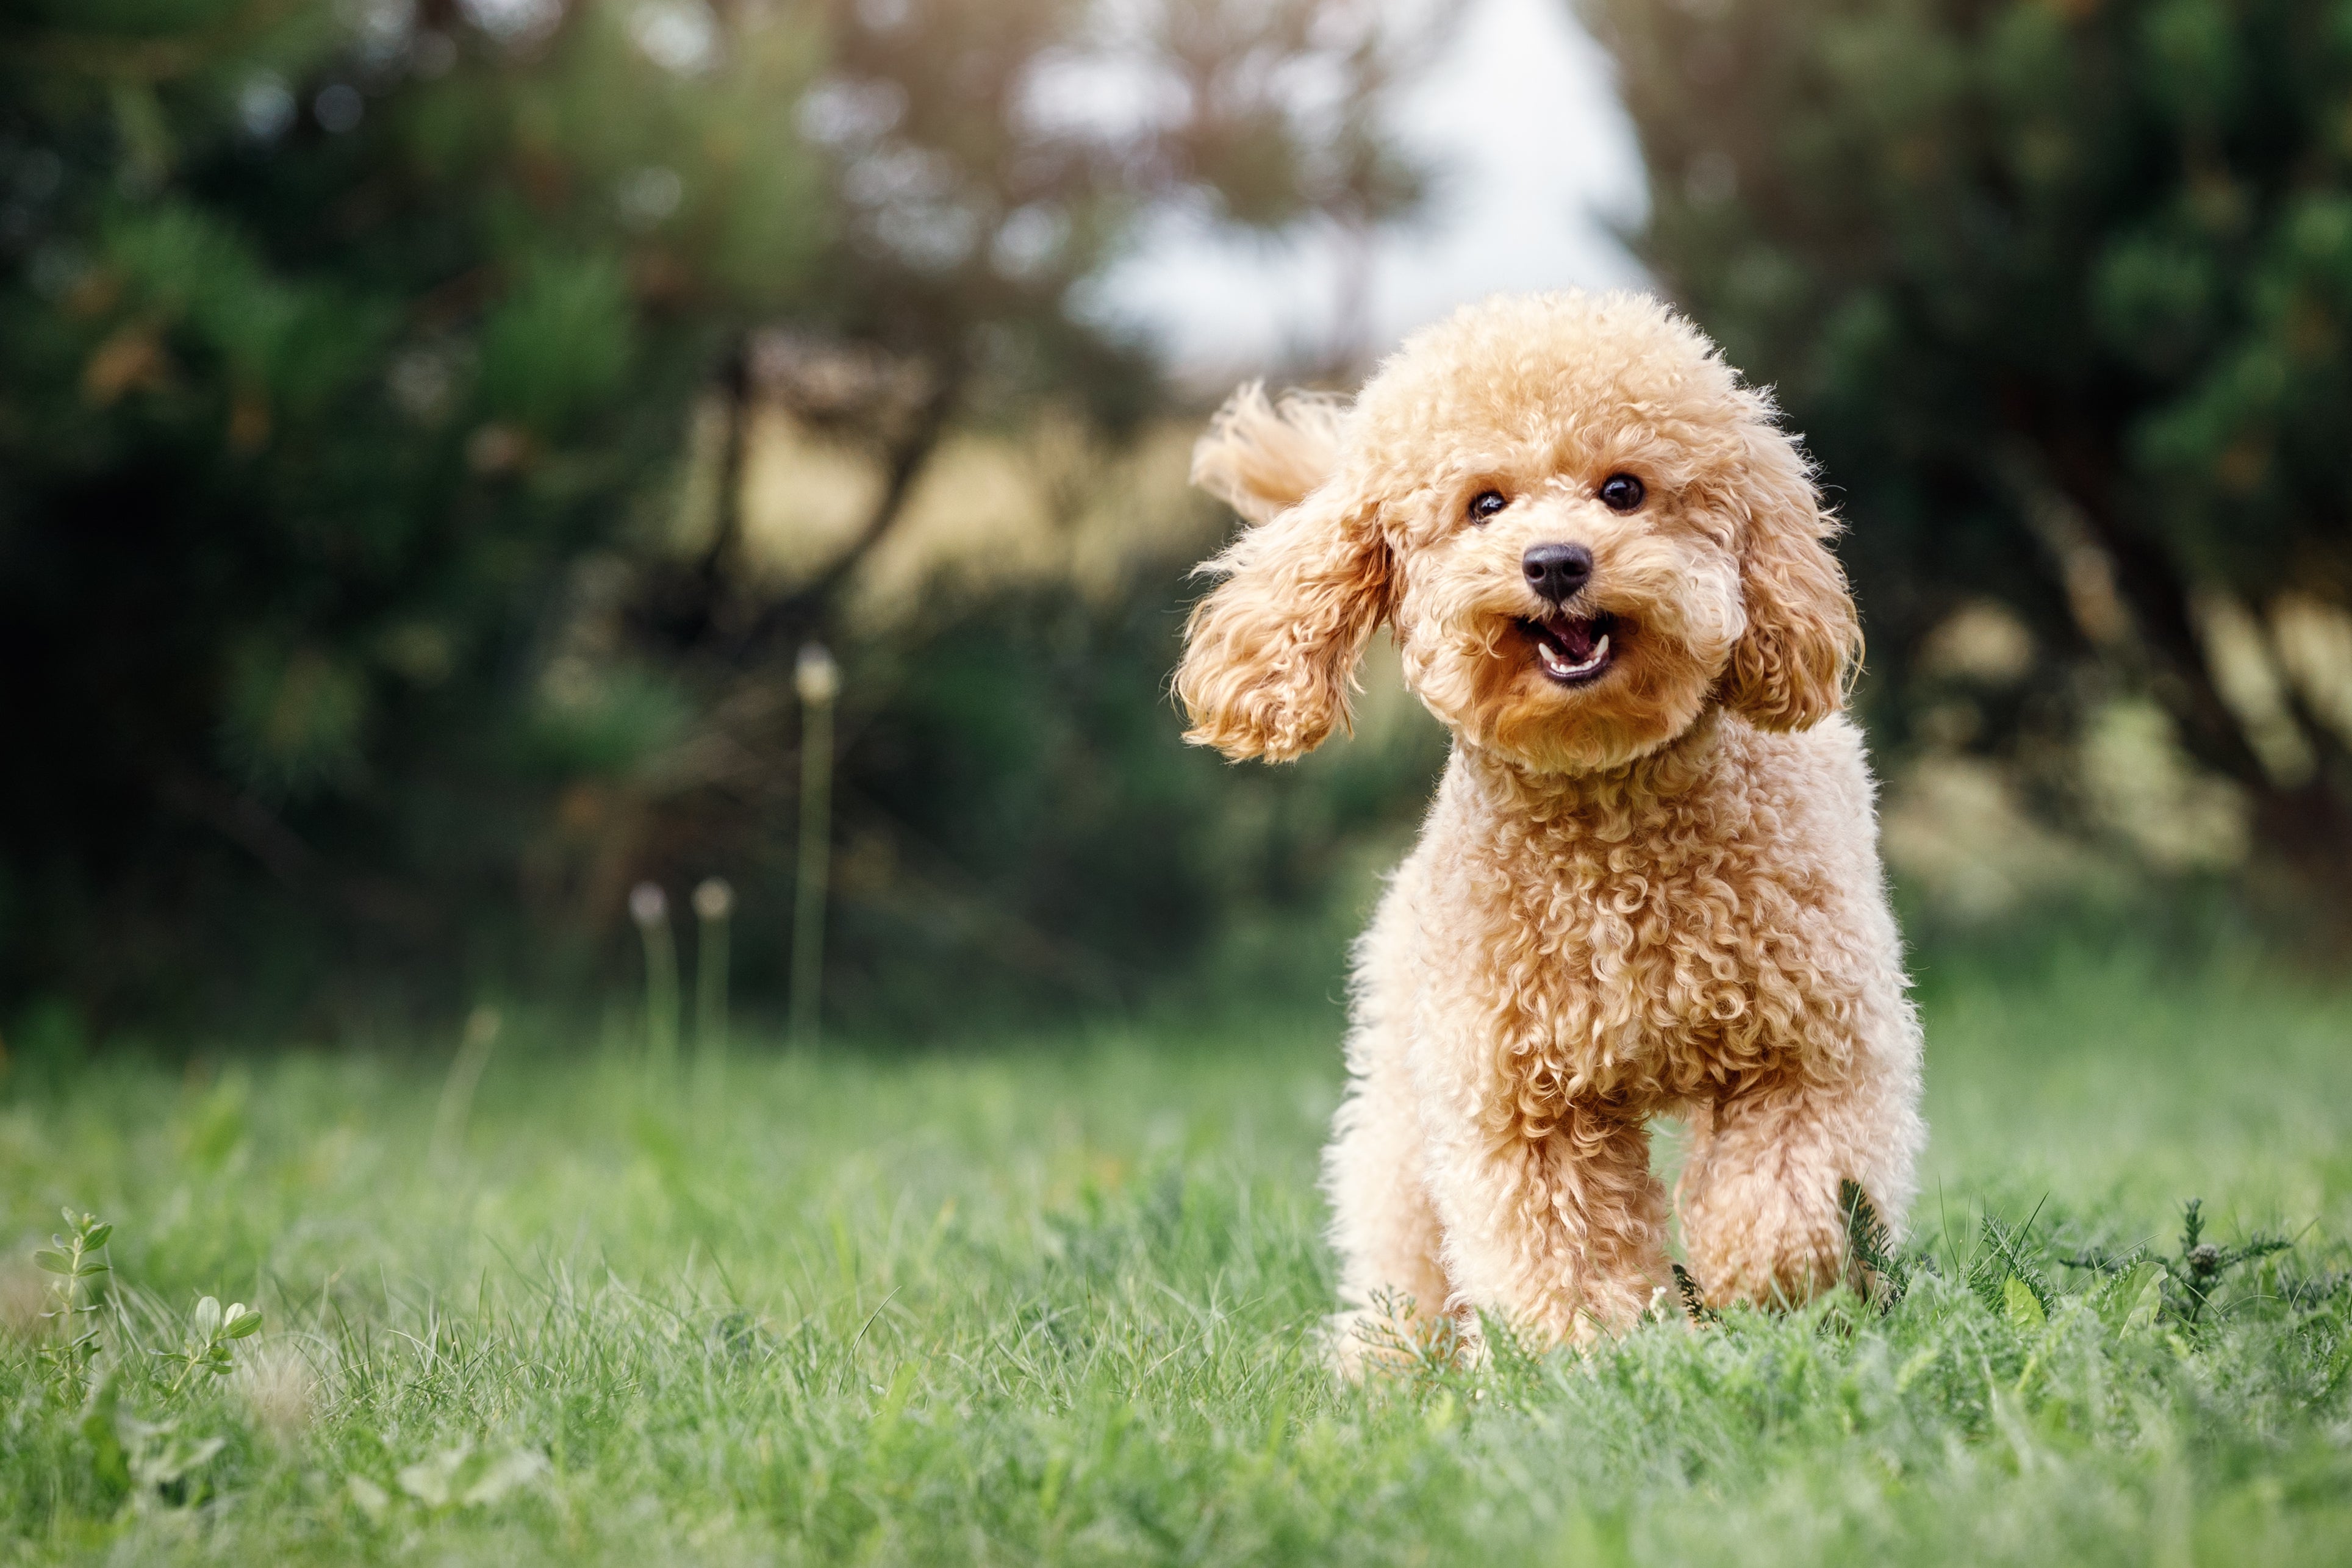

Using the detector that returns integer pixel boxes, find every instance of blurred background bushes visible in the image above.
[4,0,2351,1044]
[0,0,1442,1037]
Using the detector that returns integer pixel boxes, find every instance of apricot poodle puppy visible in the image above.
[1175,291,1924,1363]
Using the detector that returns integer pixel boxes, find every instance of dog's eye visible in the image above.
[1597,473,1646,512]
[1468,490,1508,523]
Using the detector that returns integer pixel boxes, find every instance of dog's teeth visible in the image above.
[1537,631,1610,679]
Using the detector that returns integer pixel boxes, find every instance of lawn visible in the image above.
[3,940,2350,1564]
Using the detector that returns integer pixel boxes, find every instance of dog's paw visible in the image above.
[1681,1175,1845,1309]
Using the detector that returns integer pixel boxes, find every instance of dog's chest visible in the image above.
[1425,779,1834,1110]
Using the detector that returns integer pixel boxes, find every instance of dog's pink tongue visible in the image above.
[1554,617,1596,661]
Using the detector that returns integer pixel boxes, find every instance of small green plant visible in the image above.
[2166,1198,2293,1326]
[157,1295,264,1398]
[2062,1197,2293,1330]
[1840,1180,1909,1312]
[1966,1200,2057,1323]
[1670,1262,1719,1325]
[1349,1290,1478,1372]
[34,1208,112,1395]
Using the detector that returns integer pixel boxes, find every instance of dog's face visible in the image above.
[1177,292,1860,775]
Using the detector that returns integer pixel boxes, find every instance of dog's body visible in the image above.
[1175,292,1923,1359]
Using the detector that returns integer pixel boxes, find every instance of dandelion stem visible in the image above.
[694,878,733,1089]
[791,645,838,1050]
[632,883,680,1072]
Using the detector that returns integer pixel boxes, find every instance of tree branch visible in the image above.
[698,333,754,596]
[736,368,960,654]
[800,373,959,608]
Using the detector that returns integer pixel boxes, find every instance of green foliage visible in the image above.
[2,0,830,1018]
[476,254,634,437]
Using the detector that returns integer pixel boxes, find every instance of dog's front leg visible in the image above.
[1675,1065,1918,1309]
[1421,1101,1669,1348]
[1322,1044,1456,1369]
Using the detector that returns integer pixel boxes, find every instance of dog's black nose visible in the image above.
[1521,543,1594,604]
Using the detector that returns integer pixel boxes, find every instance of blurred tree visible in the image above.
[0,0,1430,1028]
[1590,0,2352,925]
[646,0,1429,650]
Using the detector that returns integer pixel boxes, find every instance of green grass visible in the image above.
[4,943,2351,1564]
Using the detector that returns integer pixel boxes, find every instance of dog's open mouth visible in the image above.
[1521,610,1618,686]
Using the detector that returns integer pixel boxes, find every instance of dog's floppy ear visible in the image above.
[1719,418,1862,731]
[1189,381,1349,524]
[1177,388,1390,761]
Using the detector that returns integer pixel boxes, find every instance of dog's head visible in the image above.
[1176,291,1860,775]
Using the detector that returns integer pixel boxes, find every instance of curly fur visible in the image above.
[1175,292,1924,1364]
